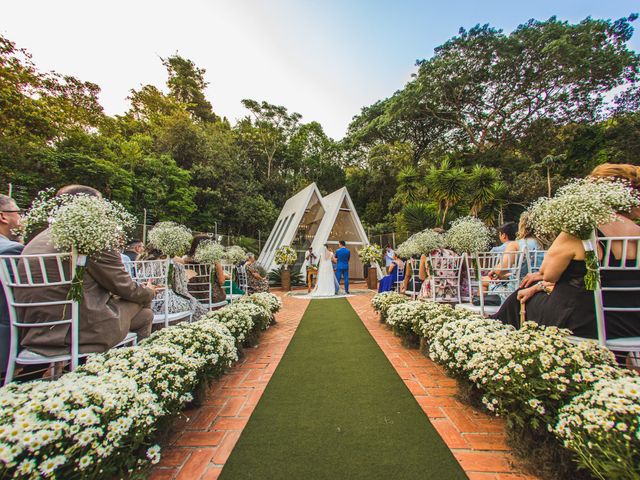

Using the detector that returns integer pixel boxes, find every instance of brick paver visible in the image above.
[347,293,539,480]
[149,294,309,480]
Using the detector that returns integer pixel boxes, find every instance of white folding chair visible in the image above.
[456,251,524,316]
[427,254,465,303]
[569,236,640,359]
[394,263,406,293]
[523,248,547,278]
[0,253,137,385]
[223,263,243,303]
[130,259,192,328]
[237,265,249,294]
[185,262,220,310]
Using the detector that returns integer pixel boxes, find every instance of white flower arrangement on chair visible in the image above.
[147,221,193,258]
[194,239,225,264]
[444,216,493,254]
[223,245,247,265]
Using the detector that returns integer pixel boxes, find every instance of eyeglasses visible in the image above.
[0,209,25,215]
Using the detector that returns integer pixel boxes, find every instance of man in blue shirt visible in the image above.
[334,240,351,295]
[0,195,24,376]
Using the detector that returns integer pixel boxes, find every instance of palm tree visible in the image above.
[541,154,565,197]
[427,160,468,227]
[401,202,438,233]
[396,166,422,204]
[468,165,502,216]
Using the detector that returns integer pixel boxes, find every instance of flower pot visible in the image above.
[281,269,292,291]
[367,266,378,290]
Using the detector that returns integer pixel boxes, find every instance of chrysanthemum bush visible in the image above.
[553,376,640,480]
[228,302,271,331]
[0,294,276,479]
[370,291,407,322]
[386,301,421,337]
[203,306,254,344]
[237,292,282,317]
[148,222,193,258]
[371,296,638,479]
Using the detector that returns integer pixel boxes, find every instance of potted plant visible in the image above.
[274,245,297,291]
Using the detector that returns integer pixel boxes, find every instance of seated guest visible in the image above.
[378,253,404,293]
[123,239,144,261]
[17,185,157,357]
[0,195,24,375]
[139,247,207,321]
[490,221,517,253]
[245,253,269,294]
[184,235,227,305]
[493,164,640,340]
[516,213,544,279]
[417,246,469,301]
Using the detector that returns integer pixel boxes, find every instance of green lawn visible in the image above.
[219,298,467,480]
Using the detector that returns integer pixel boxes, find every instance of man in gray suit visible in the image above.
[16,186,157,358]
[0,195,24,375]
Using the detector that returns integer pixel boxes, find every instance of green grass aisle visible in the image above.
[218,298,467,480]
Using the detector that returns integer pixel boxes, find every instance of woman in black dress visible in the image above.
[493,164,640,340]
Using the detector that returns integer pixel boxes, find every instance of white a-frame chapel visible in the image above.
[257,183,369,280]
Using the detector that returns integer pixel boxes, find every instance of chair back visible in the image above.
[129,259,171,324]
[593,236,640,347]
[404,258,422,299]
[523,248,546,277]
[0,253,79,382]
[427,254,465,303]
[186,262,213,308]
[394,261,405,293]
[222,263,236,303]
[474,250,524,315]
[237,265,249,293]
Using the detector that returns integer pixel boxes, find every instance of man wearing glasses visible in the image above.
[0,194,24,377]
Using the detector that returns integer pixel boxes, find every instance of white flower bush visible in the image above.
[444,216,493,253]
[371,292,408,322]
[204,306,254,343]
[237,292,282,316]
[148,222,193,258]
[194,240,225,264]
[386,301,421,336]
[0,294,278,479]
[228,302,271,331]
[224,245,247,265]
[372,297,636,479]
[395,229,443,259]
[554,375,640,480]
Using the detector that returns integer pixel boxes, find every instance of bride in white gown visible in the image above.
[310,245,338,297]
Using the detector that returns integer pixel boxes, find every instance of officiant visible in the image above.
[306,247,318,292]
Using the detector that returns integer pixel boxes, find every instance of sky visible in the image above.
[2,0,639,140]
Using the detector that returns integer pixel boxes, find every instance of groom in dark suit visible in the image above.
[334,240,350,294]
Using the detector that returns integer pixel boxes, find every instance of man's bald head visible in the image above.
[56,185,102,198]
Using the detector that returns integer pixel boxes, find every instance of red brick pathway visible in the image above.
[348,293,539,480]
[150,291,537,480]
[149,294,309,480]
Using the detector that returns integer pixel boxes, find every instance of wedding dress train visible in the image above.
[310,247,338,297]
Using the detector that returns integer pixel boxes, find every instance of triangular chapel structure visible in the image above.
[257,184,369,280]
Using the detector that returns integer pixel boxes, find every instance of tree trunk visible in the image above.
[547,166,552,198]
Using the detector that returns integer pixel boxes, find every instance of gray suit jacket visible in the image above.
[16,230,154,356]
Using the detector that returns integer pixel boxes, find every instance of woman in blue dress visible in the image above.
[378,253,404,293]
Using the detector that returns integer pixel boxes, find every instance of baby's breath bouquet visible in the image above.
[148,222,193,258]
[224,245,247,265]
[528,177,640,289]
[49,195,136,301]
[194,240,225,264]
[358,244,382,266]
[397,229,444,258]
[17,188,69,240]
[274,245,297,270]
[444,217,493,254]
